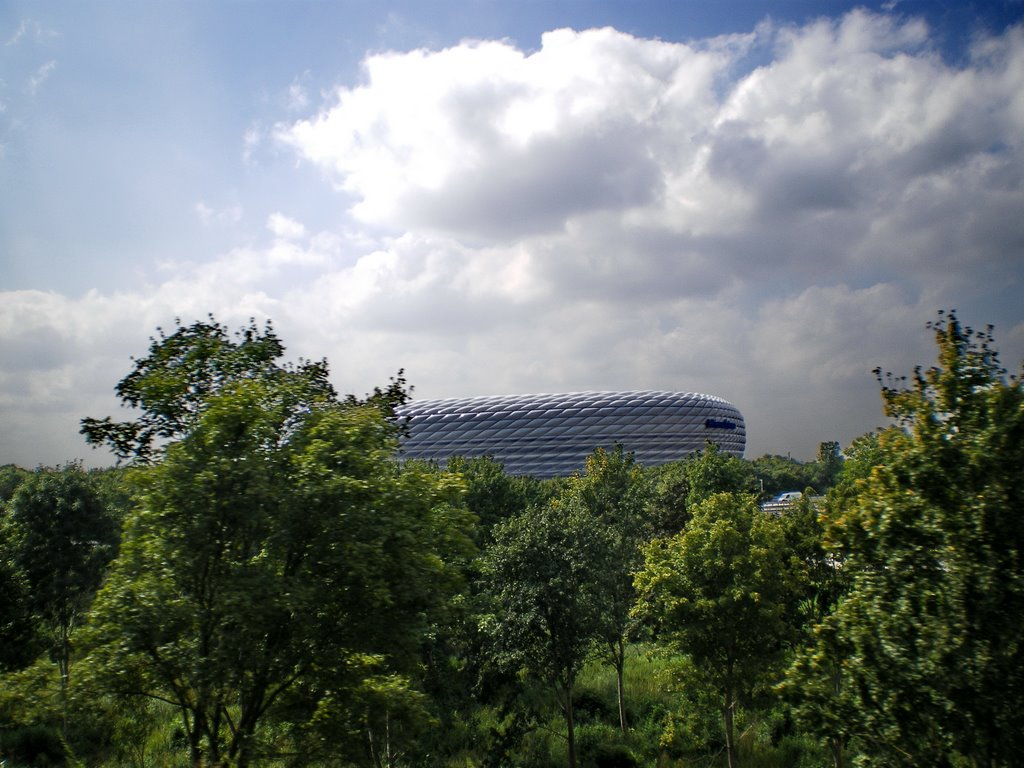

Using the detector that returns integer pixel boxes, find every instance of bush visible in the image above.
[0,724,69,766]
[576,723,638,768]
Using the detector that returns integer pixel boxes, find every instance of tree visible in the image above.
[811,440,844,491]
[81,317,335,464]
[563,445,649,733]
[830,432,882,494]
[80,321,474,767]
[0,553,37,673]
[800,312,1024,766]
[3,464,119,734]
[633,492,803,768]
[749,453,815,499]
[445,455,532,539]
[0,465,36,673]
[684,443,756,509]
[481,499,612,768]
[777,492,852,768]
[645,443,754,537]
[0,464,29,503]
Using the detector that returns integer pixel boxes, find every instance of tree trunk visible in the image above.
[187,714,203,768]
[566,676,577,768]
[58,623,70,740]
[723,690,736,768]
[828,735,843,768]
[615,638,628,734]
[367,724,382,768]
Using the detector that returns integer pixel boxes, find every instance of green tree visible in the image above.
[645,443,754,538]
[81,317,335,464]
[80,320,473,767]
[564,445,649,733]
[634,492,802,768]
[445,455,532,538]
[811,440,843,491]
[3,464,119,734]
[831,432,882,492]
[799,312,1024,766]
[750,453,815,499]
[0,464,29,503]
[778,492,851,768]
[481,499,612,768]
[84,379,471,767]
[3,468,118,741]
[683,443,755,509]
[0,464,37,673]
[0,554,37,672]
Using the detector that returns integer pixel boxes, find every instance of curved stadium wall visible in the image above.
[396,390,745,478]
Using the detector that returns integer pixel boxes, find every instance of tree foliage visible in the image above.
[2,464,119,726]
[563,445,649,733]
[796,311,1024,766]
[80,317,335,464]
[481,498,612,768]
[634,492,803,768]
[0,553,37,673]
[646,443,754,537]
[445,455,533,538]
[79,321,474,767]
[0,464,30,503]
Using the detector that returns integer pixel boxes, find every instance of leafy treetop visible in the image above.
[81,317,410,464]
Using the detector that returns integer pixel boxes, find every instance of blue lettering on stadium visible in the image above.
[705,419,737,430]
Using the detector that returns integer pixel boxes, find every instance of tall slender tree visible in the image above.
[564,445,648,733]
[3,465,119,734]
[634,492,803,768]
[481,499,611,768]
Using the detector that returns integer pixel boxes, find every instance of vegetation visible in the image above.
[0,310,1020,768]
[785,312,1024,766]
[634,492,803,768]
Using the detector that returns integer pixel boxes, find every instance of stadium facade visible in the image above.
[396,390,746,478]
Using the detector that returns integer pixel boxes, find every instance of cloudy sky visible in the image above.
[3,0,1024,469]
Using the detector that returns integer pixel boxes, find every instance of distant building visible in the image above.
[396,390,746,478]
[761,491,803,514]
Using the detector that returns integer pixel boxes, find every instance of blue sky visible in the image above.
[2,0,1024,468]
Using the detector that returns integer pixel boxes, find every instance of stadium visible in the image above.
[396,390,746,478]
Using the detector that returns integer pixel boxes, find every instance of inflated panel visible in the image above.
[396,390,745,477]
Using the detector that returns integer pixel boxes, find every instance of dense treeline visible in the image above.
[1,311,1021,767]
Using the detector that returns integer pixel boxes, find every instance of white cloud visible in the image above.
[195,201,243,226]
[3,10,1024,468]
[5,19,59,47]
[267,212,307,240]
[242,123,263,163]
[278,27,733,237]
[287,73,311,111]
[27,60,55,94]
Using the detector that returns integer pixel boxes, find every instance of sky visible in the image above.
[2,0,1024,469]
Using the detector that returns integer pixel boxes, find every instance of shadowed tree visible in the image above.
[634,492,803,768]
[792,312,1024,766]
[3,464,119,735]
[481,498,612,768]
[563,445,649,733]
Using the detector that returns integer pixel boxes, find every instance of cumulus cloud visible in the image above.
[279,27,733,238]
[3,10,1024,468]
[275,14,1024,326]
[267,212,307,240]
